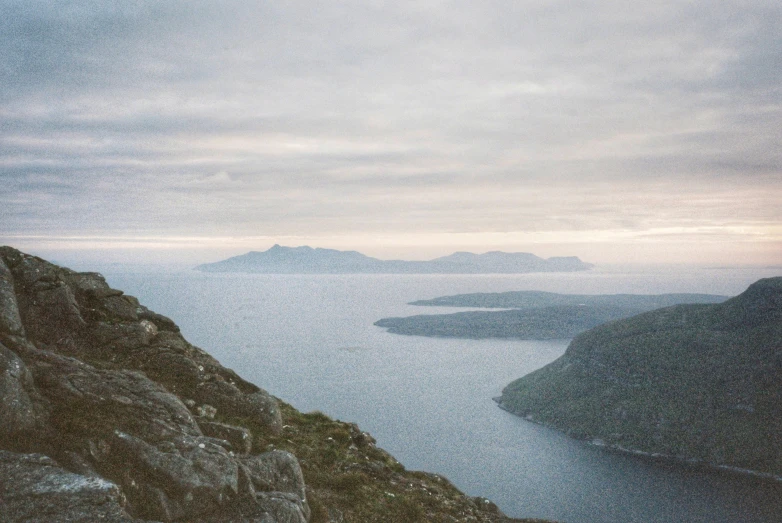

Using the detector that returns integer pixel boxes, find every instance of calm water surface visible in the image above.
[106,266,782,522]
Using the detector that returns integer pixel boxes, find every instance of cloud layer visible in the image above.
[2,1,780,263]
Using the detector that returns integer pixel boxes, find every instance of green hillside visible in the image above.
[498,277,782,477]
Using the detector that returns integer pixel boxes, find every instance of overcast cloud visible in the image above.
[1,0,780,264]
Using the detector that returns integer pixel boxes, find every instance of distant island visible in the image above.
[409,290,729,309]
[497,277,782,479]
[375,291,728,339]
[195,245,593,274]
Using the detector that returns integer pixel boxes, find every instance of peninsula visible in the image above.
[375,291,728,340]
[195,245,593,274]
[497,277,782,479]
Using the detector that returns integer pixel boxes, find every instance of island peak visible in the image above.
[196,246,593,274]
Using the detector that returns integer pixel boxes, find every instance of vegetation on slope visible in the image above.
[225,404,544,523]
[498,277,782,477]
[0,246,545,522]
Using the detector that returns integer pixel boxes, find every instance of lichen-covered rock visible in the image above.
[240,451,307,502]
[13,340,201,443]
[196,492,309,523]
[134,349,208,393]
[254,492,309,523]
[137,306,180,333]
[5,342,247,520]
[23,282,86,346]
[195,380,283,435]
[0,342,48,452]
[199,420,253,455]
[236,451,310,523]
[0,247,531,523]
[0,259,24,337]
[0,247,310,522]
[62,271,123,300]
[0,451,133,522]
[109,431,239,521]
[0,248,281,437]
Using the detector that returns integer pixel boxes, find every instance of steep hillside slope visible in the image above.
[0,247,539,522]
[498,277,782,478]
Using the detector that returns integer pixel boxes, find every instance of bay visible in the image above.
[105,265,782,522]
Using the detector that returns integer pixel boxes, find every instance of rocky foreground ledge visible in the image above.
[0,247,539,523]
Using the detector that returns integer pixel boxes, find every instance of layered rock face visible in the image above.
[0,247,307,522]
[498,277,782,478]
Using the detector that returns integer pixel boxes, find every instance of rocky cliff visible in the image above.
[0,247,537,522]
[498,277,782,479]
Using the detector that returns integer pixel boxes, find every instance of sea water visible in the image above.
[105,265,782,522]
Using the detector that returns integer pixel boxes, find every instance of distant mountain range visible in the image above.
[497,277,782,479]
[195,245,594,274]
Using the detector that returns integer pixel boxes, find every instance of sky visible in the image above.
[1,0,781,267]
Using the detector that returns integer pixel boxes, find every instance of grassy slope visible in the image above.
[222,404,545,523]
[499,278,782,476]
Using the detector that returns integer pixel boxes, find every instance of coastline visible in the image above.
[493,398,782,484]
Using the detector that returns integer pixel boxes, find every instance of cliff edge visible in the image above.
[0,247,537,522]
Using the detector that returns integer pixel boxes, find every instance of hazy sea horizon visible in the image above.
[105,264,782,522]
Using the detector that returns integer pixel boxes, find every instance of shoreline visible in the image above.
[493,398,782,484]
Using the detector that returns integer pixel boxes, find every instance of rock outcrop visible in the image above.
[0,451,133,522]
[0,247,304,522]
[0,247,534,523]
